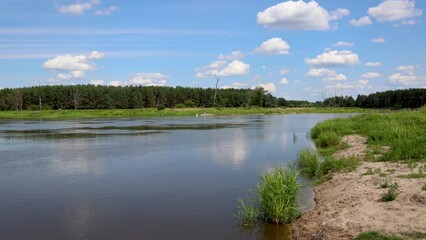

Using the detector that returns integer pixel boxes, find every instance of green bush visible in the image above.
[157,104,165,110]
[316,131,340,148]
[174,103,186,108]
[183,100,196,107]
[237,167,301,225]
[298,149,319,177]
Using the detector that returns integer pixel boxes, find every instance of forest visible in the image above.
[0,85,424,110]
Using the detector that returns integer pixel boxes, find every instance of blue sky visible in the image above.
[0,0,425,101]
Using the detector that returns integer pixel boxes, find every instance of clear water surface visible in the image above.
[0,114,347,240]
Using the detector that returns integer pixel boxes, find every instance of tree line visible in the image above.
[0,85,293,110]
[318,88,426,109]
[1,85,424,111]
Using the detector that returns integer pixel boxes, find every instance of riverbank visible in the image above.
[293,135,426,239]
[0,107,374,119]
[292,109,426,239]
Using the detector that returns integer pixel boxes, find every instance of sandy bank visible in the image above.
[292,135,426,239]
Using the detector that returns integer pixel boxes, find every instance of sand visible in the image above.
[292,135,426,239]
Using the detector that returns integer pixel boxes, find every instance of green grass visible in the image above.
[298,149,360,185]
[354,231,403,240]
[311,109,426,161]
[0,107,375,119]
[397,173,426,179]
[401,232,426,239]
[237,167,301,225]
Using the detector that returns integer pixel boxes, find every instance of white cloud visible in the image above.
[254,38,290,55]
[58,0,101,15]
[129,73,168,86]
[401,20,417,25]
[396,65,415,74]
[94,6,117,16]
[372,37,385,43]
[195,51,249,78]
[254,83,276,93]
[221,82,248,89]
[42,51,104,81]
[350,16,372,27]
[280,68,290,75]
[88,51,105,59]
[361,72,382,78]
[293,80,301,84]
[368,0,423,22]
[365,62,382,67]
[257,1,349,31]
[326,80,369,90]
[279,78,289,85]
[329,8,351,21]
[389,73,417,85]
[333,41,354,47]
[90,80,105,85]
[305,50,360,67]
[108,81,122,87]
[306,68,346,81]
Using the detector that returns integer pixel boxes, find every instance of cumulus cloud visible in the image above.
[195,51,250,78]
[129,73,168,86]
[389,74,417,85]
[279,78,289,85]
[333,41,355,47]
[257,1,349,31]
[90,80,105,85]
[305,50,360,67]
[306,68,346,81]
[365,62,382,67]
[94,6,117,16]
[329,8,351,21]
[361,72,382,78]
[326,80,369,90]
[105,73,169,87]
[57,0,101,15]
[42,51,105,81]
[350,16,372,27]
[372,37,385,43]
[254,38,290,55]
[253,83,276,93]
[368,0,423,22]
[396,65,415,74]
[221,82,248,89]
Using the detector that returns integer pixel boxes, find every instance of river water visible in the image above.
[0,114,345,240]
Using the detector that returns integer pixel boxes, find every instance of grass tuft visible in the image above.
[421,183,426,191]
[354,231,403,240]
[381,183,399,202]
[237,167,301,225]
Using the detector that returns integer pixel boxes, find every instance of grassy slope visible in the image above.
[0,107,374,120]
[311,108,426,161]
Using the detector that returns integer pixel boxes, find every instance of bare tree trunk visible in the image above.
[70,88,82,110]
[212,75,220,107]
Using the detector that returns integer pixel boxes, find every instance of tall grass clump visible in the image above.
[237,167,301,225]
[298,149,360,184]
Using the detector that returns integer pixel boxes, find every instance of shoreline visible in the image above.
[0,107,375,120]
[292,135,426,239]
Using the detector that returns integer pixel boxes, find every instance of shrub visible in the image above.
[157,104,165,110]
[422,183,426,191]
[316,131,340,148]
[237,167,301,225]
[174,103,186,108]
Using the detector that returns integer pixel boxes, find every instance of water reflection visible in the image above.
[240,223,292,240]
[47,139,104,176]
[67,202,91,240]
[210,128,248,169]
